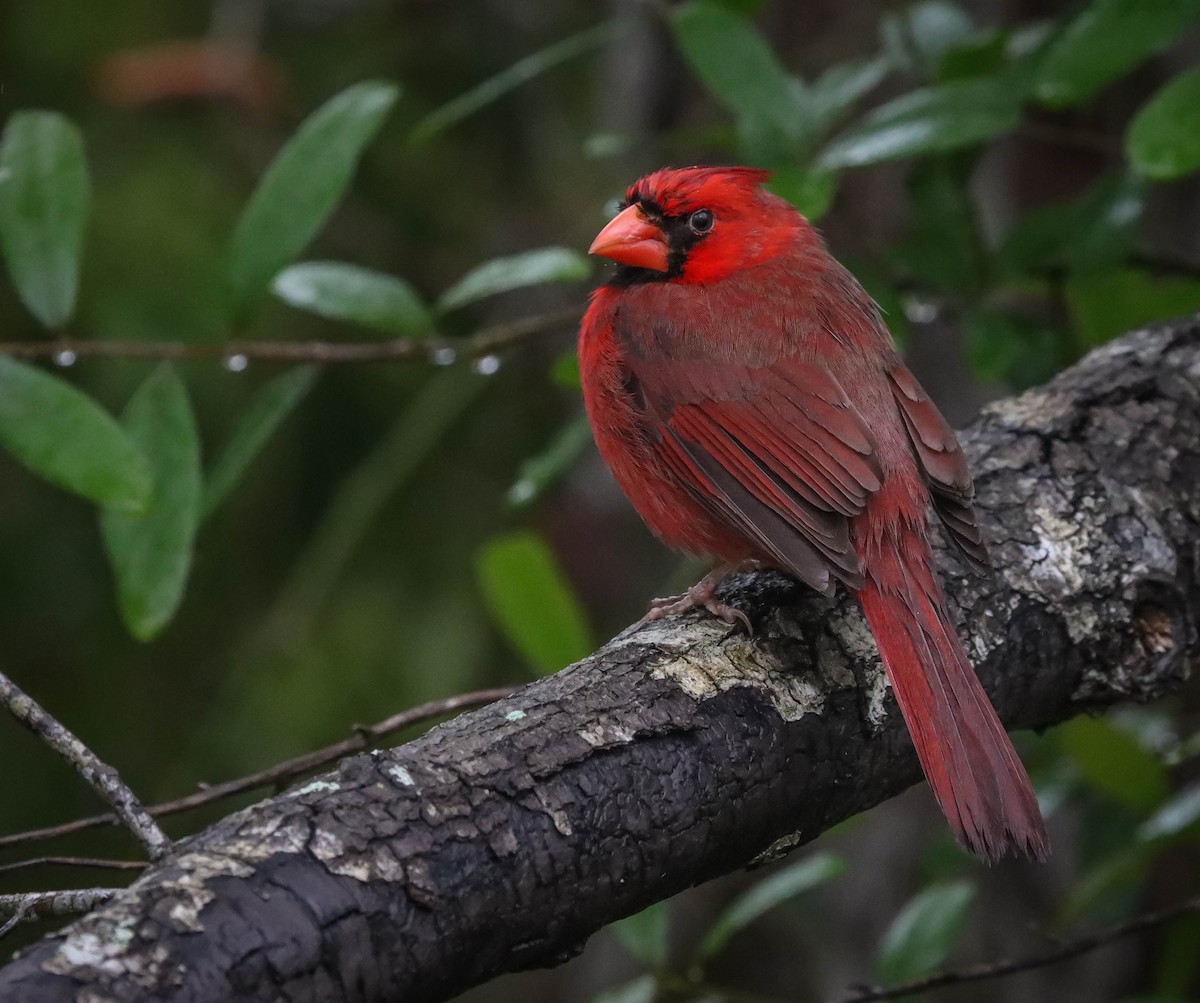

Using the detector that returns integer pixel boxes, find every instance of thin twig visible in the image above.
[0,685,516,850]
[0,889,122,933]
[0,306,581,366]
[0,856,148,875]
[830,896,1200,1003]
[0,905,31,939]
[0,670,172,861]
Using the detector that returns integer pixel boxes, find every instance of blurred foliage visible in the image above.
[874,879,977,984]
[1,0,1199,1000]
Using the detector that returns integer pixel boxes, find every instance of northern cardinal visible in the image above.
[579,166,1048,862]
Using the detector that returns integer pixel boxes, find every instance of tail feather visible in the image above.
[858,535,1049,862]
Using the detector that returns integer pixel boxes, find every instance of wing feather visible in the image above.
[887,366,990,573]
[651,422,840,593]
[628,356,879,592]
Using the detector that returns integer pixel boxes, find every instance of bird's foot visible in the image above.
[640,562,754,634]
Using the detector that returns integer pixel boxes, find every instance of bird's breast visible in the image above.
[578,291,756,560]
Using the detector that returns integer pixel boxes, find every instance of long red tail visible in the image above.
[857,531,1049,862]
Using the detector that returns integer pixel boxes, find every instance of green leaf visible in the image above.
[507,414,593,509]
[1057,843,1152,925]
[551,350,582,390]
[203,365,319,520]
[875,880,977,984]
[100,365,202,641]
[411,21,623,144]
[671,1,811,144]
[1065,268,1200,349]
[767,167,838,221]
[0,111,90,328]
[584,133,635,160]
[1007,19,1056,60]
[1068,175,1149,270]
[880,1,975,79]
[937,29,1011,82]
[1056,716,1170,811]
[810,57,890,133]
[272,262,432,336]
[1153,916,1200,1000]
[1170,728,1200,766]
[1127,67,1200,180]
[0,358,151,510]
[697,853,845,960]
[735,108,804,165]
[817,77,1022,169]
[476,531,592,673]
[438,246,589,311]
[590,975,657,1003]
[964,308,1071,390]
[1138,782,1200,842]
[893,158,985,293]
[1035,0,1200,108]
[226,81,400,313]
[611,902,669,969]
[996,172,1146,278]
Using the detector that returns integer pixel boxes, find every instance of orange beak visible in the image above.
[588,204,669,272]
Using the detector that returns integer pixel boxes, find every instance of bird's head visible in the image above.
[588,166,806,285]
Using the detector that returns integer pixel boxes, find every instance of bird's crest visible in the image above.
[625,166,772,217]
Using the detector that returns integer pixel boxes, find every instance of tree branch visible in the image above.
[0,891,121,938]
[0,858,147,876]
[0,686,516,850]
[0,671,172,862]
[0,320,1197,1003]
[0,306,581,367]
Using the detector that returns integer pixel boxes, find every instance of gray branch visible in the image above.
[0,321,1197,1003]
[0,891,120,938]
[0,671,172,862]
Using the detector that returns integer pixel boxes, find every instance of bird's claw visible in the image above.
[641,589,753,635]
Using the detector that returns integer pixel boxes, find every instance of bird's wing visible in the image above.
[886,364,990,573]
[625,356,882,594]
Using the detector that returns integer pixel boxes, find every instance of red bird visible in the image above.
[579,166,1048,862]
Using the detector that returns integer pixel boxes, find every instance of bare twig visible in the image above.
[0,889,122,934]
[0,856,147,876]
[0,306,581,367]
[0,908,28,939]
[0,685,516,850]
[0,671,172,861]
[830,896,1200,1003]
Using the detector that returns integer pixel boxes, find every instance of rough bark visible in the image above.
[1,321,1197,1003]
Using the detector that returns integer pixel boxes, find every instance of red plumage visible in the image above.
[579,166,1048,862]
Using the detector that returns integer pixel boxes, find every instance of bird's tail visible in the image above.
[857,531,1049,862]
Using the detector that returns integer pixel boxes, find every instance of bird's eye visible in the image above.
[688,209,714,234]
